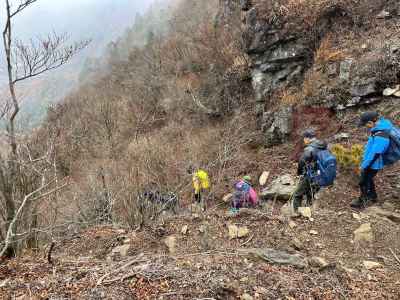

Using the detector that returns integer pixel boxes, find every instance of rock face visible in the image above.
[263,106,294,146]
[237,0,400,146]
[261,174,297,200]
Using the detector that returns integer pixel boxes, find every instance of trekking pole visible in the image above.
[288,176,301,215]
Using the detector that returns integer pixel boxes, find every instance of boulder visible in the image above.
[363,261,383,270]
[261,174,297,200]
[238,248,307,269]
[354,223,373,242]
[164,235,177,254]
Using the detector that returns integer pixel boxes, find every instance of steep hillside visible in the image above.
[2,0,400,298]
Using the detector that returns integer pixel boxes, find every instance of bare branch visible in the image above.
[10,0,39,18]
[13,33,91,84]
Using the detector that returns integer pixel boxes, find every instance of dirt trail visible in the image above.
[2,200,400,299]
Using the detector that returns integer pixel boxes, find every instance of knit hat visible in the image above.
[358,111,379,127]
[303,128,316,139]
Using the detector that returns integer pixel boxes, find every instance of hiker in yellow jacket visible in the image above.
[188,167,210,208]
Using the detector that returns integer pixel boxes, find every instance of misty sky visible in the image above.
[4,0,154,42]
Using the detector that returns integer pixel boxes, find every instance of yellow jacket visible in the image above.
[193,169,210,194]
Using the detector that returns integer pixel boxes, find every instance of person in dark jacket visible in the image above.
[292,129,328,212]
[351,112,392,208]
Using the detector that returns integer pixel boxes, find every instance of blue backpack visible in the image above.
[382,126,400,166]
[308,150,337,187]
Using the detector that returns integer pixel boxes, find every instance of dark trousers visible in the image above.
[359,168,378,200]
[292,176,319,211]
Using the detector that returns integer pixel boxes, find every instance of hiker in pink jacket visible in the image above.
[231,175,259,210]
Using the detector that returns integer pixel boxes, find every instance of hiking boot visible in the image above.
[351,197,369,209]
[368,194,378,203]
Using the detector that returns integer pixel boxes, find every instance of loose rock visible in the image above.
[259,171,270,186]
[309,257,330,269]
[111,244,131,257]
[363,261,383,270]
[164,235,177,254]
[181,225,188,235]
[291,238,303,250]
[261,174,297,200]
[354,223,373,242]
[298,207,312,219]
[239,248,307,269]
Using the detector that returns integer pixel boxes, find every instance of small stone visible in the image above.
[353,213,361,220]
[228,224,239,239]
[181,225,188,235]
[363,261,383,270]
[288,220,297,229]
[377,10,391,19]
[382,202,395,211]
[354,223,373,242]
[238,226,250,238]
[164,235,177,254]
[223,193,233,203]
[383,87,399,96]
[255,286,268,294]
[298,207,312,219]
[111,244,131,257]
[309,256,330,269]
[291,237,303,250]
[199,225,206,233]
[240,277,249,282]
[241,293,254,300]
[309,230,318,235]
[280,203,292,217]
[259,171,270,186]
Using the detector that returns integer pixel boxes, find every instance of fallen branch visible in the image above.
[96,254,147,285]
[47,241,55,264]
[389,248,400,267]
[240,234,254,247]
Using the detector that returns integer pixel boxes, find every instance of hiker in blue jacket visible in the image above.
[351,112,392,208]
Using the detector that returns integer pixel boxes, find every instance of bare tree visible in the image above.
[0,0,89,258]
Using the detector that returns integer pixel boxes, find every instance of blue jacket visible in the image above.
[361,118,392,170]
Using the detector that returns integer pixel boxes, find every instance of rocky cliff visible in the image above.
[235,0,400,146]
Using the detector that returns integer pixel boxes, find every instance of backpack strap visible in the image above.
[372,130,390,139]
